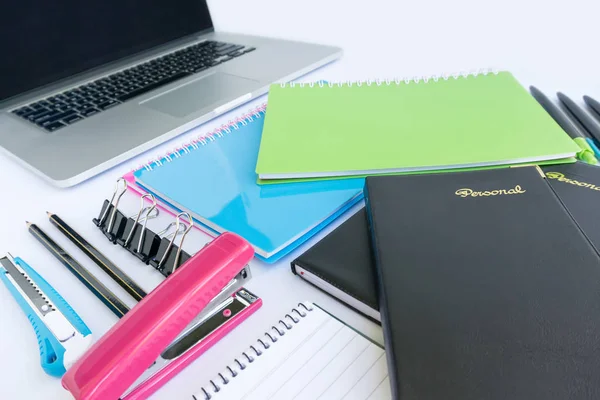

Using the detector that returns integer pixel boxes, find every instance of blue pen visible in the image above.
[0,254,92,377]
[585,138,600,159]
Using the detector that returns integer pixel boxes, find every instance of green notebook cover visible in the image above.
[256,158,576,185]
[255,71,579,182]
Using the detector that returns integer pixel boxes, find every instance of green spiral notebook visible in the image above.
[256,71,579,182]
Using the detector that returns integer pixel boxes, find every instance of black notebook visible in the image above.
[365,166,600,400]
[291,163,600,327]
[542,162,600,250]
[291,208,380,321]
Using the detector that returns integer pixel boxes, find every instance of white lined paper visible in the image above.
[194,302,390,400]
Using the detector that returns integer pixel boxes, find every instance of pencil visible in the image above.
[47,212,147,301]
[26,221,129,318]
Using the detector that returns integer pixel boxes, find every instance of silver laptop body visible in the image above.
[0,2,340,187]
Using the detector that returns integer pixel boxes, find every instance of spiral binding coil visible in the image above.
[138,103,267,172]
[279,68,499,88]
[196,302,314,400]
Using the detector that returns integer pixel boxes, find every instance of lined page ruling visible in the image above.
[193,302,390,400]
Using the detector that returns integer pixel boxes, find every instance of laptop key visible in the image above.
[40,110,79,125]
[243,47,256,53]
[62,114,83,124]
[98,100,120,110]
[93,97,108,105]
[216,45,241,56]
[14,107,34,117]
[44,121,66,132]
[214,42,232,49]
[27,108,53,121]
[80,108,100,117]
[35,111,62,125]
[73,103,91,111]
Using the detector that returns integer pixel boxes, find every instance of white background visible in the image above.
[1,0,600,398]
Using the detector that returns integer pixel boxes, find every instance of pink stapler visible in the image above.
[62,232,262,400]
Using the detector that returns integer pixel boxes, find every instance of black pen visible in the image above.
[48,212,147,302]
[557,92,600,145]
[530,87,597,165]
[27,221,130,318]
[583,95,600,121]
[530,86,585,138]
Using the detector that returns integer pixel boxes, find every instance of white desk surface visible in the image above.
[2,0,600,398]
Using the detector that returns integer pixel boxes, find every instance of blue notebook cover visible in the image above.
[133,105,364,263]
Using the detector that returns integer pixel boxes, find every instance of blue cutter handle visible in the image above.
[15,257,91,337]
[0,269,67,377]
[0,258,91,377]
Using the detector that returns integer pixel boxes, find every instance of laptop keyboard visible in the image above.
[11,41,255,132]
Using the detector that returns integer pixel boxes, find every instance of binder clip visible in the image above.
[116,194,161,263]
[92,179,193,278]
[93,178,129,243]
[149,212,193,277]
[137,221,186,266]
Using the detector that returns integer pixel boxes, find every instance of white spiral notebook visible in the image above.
[193,302,391,400]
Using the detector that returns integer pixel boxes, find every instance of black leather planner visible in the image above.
[291,163,600,328]
[543,162,600,251]
[366,166,600,400]
[291,208,379,321]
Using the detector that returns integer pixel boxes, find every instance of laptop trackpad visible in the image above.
[142,72,258,118]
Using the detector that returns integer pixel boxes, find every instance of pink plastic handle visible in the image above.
[61,232,255,400]
[123,297,262,400]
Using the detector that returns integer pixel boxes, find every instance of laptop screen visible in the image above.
[1,1,213,103]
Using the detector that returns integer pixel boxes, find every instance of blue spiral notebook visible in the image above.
[132,104,364,263]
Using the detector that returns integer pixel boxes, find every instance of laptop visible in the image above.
[0,1,341,188]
